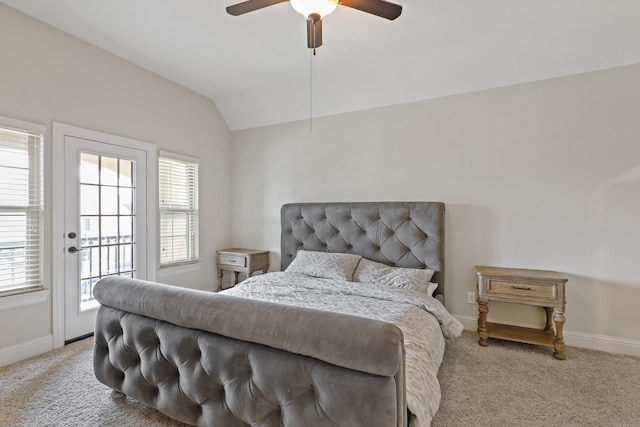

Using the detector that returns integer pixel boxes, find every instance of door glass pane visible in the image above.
[100,187,118,215]
[81,216,99,247]
[119,159,133,187]
[119,188,133,215]
[80,185,98,215]
[119,243,133,272]
[101,245,118,275]
[80,247,99,279]
[100,156,118,186]
[80,153,99,185]
[78,152,136,312]
[100,216,118,245]
[119,216,133,243]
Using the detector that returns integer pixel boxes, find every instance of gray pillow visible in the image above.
[285,250,362,281]
[353,258,436,295]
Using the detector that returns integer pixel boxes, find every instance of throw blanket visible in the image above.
[223,272,463,427]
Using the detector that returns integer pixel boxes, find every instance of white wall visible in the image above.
[0,5,231,361]
[230,63,640,355]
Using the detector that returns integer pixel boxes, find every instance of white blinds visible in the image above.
[0,125,43,296]
[158,153,199,266]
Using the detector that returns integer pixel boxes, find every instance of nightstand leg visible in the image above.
[233,271,239,285]
[217,269,223,292]
[478,300,489,347]
[553,307,567,360]
[544,307,554,333]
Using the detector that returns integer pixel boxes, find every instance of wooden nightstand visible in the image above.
[217,248,270,292]
[476,266,568,360]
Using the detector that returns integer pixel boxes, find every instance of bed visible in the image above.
[93,202,462,427]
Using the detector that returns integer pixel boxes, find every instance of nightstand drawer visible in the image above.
[218,254,246,267]
[487,279,557,299]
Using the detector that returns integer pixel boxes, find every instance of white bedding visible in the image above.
[222,271,463,427]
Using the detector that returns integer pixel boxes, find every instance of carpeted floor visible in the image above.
[432,332,640,426]
[1,331,639,426]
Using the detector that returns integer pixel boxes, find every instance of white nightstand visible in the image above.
[216,248,269,292]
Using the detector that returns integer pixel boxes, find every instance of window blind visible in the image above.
[0,125,43,297]
[158,153,199,266]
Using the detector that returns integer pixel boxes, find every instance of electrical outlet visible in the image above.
[467,292,476,304]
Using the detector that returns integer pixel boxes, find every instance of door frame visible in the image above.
[52,122,157,349]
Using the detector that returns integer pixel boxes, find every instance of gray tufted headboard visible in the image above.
[281,202,446,302]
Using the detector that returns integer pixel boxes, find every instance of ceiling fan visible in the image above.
[226,0,402,52]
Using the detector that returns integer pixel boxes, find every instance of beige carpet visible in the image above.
[1,331,639,426]
[432,331,640,427]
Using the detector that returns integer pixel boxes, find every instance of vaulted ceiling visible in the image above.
[2,0,639,130]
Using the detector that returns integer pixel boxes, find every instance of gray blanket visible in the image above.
[223,272,463,427]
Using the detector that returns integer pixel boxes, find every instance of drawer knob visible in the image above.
[511,285,532,291]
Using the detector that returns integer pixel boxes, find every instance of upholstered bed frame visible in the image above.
[280,202,445,302]
[93,202,445,426]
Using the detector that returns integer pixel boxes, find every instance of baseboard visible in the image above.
[454,314,480,331]
[0,334,53,368]
[562,330,640,357]
[454,314,640,357]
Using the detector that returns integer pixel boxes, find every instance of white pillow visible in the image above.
[353,258,436,295]
[422,282,439,297]
[285,250,362,281]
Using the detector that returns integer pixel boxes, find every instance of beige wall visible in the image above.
[230,63,640,354]
[0,5,231,356]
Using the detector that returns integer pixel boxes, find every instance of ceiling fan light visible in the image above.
[290,0,338,19]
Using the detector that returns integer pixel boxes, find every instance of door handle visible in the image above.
[68,246,80,254]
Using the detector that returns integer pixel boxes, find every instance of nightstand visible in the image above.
[217,248,270,292]
[476,266,568,360]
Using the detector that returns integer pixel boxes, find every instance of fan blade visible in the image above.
[307,14,322,48]
[226,0,289,16]
[339,0,402,20]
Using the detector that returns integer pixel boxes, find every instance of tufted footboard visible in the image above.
[93,277,407,427]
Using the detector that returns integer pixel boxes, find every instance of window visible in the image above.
[0,120,44,297]
[158,152,199,267]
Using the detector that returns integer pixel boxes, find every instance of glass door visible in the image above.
[64,136,147,341]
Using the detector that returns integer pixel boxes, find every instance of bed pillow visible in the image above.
[423,282,439,297]
[285,250,362,281]
[353,258,436,295]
